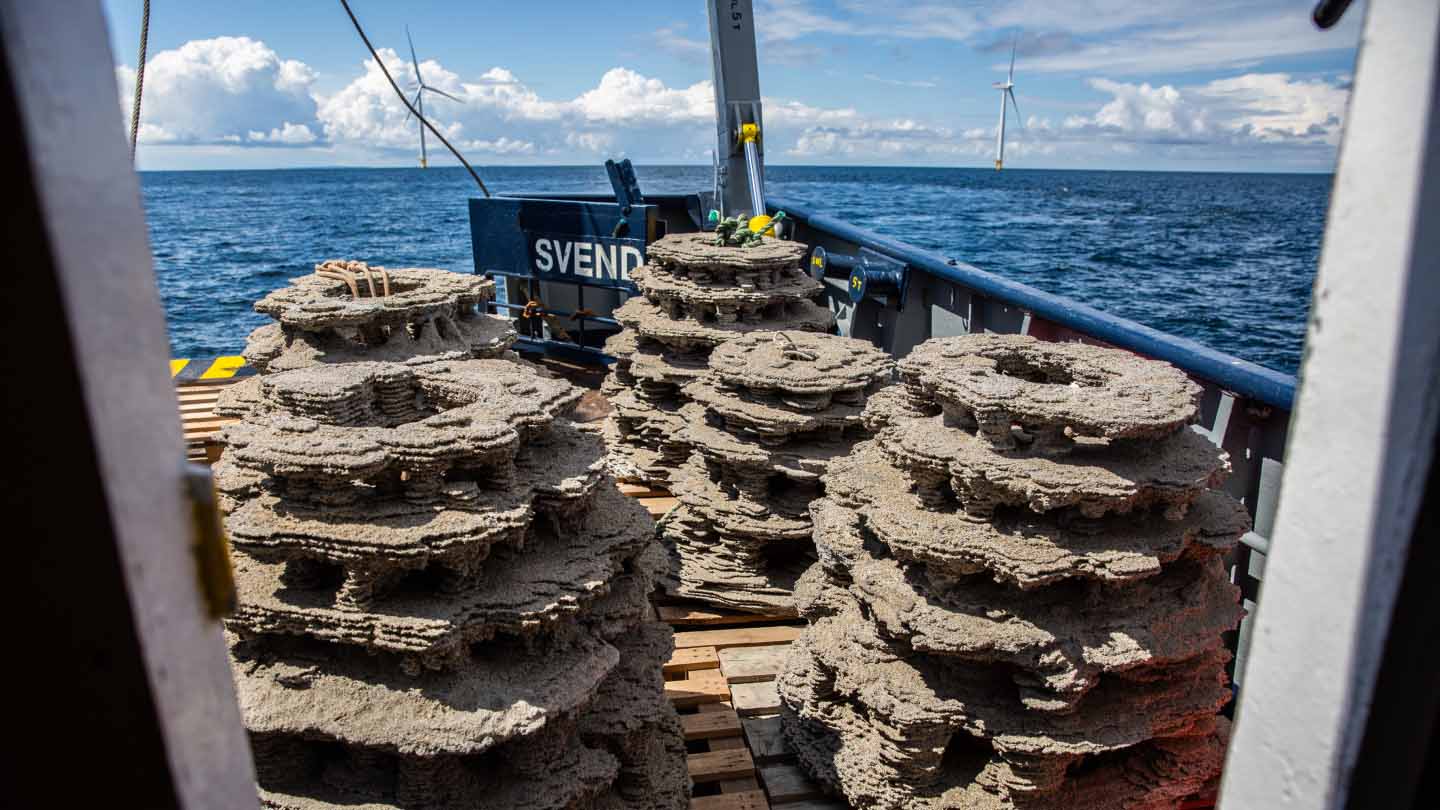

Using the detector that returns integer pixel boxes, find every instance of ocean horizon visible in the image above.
[141,164,1324,375]
[139,164,1338,176]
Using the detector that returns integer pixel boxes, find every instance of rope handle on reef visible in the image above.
[774,331,818,362]
[315,261,392,300]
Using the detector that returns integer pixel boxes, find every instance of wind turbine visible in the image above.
[993,39,1020,171]
[404,26,462,169]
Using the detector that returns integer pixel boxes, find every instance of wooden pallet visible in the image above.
[176,378,241,463]
[660,604,839,810]
[618,482,681,520]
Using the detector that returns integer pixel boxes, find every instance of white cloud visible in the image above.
[571,69,712,124]
[651,23,709,62]
[758,0,1361,76]
[864,73,939,89]
[118,36,318,145]
[119,35,1349,170]
[781,71,1348,165]
[247,122,319,145]
[1061,73,1348,149]
[313,54,712,161]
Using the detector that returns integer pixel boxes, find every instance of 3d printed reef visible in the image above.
[661,330,892,615]
[602,233,833,485]
[779,334,1248,809]
[214,266,686,809]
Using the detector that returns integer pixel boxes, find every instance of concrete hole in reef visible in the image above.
[940,732,992,787]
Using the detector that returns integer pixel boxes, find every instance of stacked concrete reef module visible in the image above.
[779,334,1250,810]
[662,331,893,615]
[212,265,688,809]
[602,232,834,485]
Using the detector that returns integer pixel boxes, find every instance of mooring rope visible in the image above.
[128,0,151,161]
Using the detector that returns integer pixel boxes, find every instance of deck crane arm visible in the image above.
[707,0,767,225]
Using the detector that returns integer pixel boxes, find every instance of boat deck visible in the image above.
[176,375,1217,810]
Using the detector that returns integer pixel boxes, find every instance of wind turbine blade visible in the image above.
[424,86,463,103]
[1008,89,1021,125]
[1008,37,1017,82]
[406,25,423,81]
[405,90,423,122]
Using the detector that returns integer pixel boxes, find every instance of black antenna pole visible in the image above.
[337,0,491,197]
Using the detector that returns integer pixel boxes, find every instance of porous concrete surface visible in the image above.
[603,233,835,488]
[814,464,1247,589]
[238,261,516,377]
[874,411,1230,520]
[631,260,822,319]
[899,334,1200,445]
[613,297,833,352]
[779,333,1244,809]
[706,331,893,396]
[645,231,809,276]
[649,329,893,615]
[219,278,685,810]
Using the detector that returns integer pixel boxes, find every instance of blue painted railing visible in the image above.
[497,190,1299,410]
[769,196,1299,411]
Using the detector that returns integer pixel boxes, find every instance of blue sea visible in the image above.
[141,166,1327,375]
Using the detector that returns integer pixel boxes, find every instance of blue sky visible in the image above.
[102,0,1363,171]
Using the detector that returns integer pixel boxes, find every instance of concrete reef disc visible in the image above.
[645,231,808,273]
[900,334,1201,444]
[706,331,894,396]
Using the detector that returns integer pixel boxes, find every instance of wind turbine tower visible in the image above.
[993,40,1020,171]
[405,26,462,169]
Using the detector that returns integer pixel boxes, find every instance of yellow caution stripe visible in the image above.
[172,355,250,382]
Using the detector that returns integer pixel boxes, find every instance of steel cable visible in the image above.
[337,0,491,197]
[128,0,150,161]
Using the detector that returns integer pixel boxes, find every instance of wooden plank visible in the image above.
[741,716,791,764]
[642,496,680,518]
[687,747,755,784]
[719,645,789,684]
[729,680,781,716]
[664,669,730,708]
[617,482,666,498]
[680,709,742,741]
[658,605,796,626]
[665,646,720,675]
[182,417,238,432]
[689,790,768,810]
[759,764,823,804]
[673,625,802,651]
[720,776,762,794]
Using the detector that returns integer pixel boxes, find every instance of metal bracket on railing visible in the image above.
[606,158,646,237]
[847,248,911,308]
[807,245,828,281]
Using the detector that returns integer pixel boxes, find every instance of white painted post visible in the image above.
[0,1,258,806]
[1219,0,1440,807]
